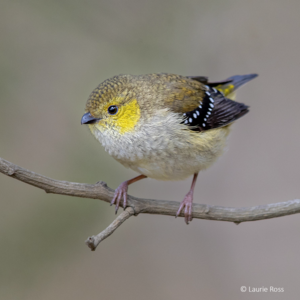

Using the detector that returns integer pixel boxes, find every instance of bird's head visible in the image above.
[81,76,141,135]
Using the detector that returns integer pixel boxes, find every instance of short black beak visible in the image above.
[81,112,101,125]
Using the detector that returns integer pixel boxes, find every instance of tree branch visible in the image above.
[85,207,135,251]
[1,157,300,251]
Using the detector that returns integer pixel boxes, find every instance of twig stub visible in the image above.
[85,207,135,251]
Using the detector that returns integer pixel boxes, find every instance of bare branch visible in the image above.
[85,207,135,251]
[1,157,300,250]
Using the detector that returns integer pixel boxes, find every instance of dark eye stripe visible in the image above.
[108,105,118,115]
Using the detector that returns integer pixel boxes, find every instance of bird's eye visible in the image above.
[107,105,118,115]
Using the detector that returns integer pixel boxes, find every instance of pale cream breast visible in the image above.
[89,109,231,181]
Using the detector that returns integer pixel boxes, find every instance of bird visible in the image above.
[81,73,257,224]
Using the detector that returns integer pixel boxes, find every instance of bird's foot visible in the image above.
[176,191,193,224]
[110,181,128,214]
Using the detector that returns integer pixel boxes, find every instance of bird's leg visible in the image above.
[176,173,198,224]
[111,174,147,214]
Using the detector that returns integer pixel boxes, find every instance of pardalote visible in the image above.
[81,73,257,224]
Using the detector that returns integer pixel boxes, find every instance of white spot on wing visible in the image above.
[209,103,214,108]
[193,113,197,118]
[189,118,193,123]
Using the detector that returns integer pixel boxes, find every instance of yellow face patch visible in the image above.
[95,98,140,134]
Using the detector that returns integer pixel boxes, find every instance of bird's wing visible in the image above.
[182,86,249,131]
[163,76,249,132]
[187,76,232,87]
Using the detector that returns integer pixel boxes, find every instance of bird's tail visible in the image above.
[212,74,258,100]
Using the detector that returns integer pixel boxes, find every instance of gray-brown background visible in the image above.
[1,0,300,299]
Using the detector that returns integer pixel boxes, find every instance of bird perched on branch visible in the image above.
[81,73,257,224]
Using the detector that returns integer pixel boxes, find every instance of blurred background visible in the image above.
[1,0,300,299]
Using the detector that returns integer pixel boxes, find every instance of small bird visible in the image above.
[81,73,257,224]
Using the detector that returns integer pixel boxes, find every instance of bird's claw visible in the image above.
[110,181,128,214]
[176,192,193,224]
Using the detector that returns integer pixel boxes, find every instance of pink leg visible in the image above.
[111,174,147,214]
[176,173,198,224]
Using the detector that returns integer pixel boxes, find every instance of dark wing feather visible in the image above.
[188,76,232,87]
[183,86,249,132]
[187,76,208,84]
[206,97,249,129]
